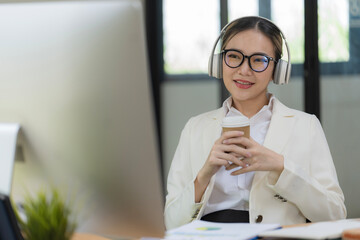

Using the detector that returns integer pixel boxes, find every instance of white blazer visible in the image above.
[164,97,346,230]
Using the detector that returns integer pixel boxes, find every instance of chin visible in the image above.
[231,90,267,103]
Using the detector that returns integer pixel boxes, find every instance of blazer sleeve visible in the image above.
[267,115,347,221]
[164,118,203,230]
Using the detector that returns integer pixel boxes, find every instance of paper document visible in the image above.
[259,219,360,239]
[165,220,280,240]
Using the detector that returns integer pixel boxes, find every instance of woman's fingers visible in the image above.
[219,131,244,142]
[223,136,253,149]
[213,151,245,167]
[203,131,260,178]
[217,133,285,175]
[224,156,249,171]
[222,143,250,158]
[226,157,250,174]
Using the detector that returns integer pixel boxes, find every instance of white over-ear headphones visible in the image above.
[208,16,291,85]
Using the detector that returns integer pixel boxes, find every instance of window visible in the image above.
[163,0,219,75]
[272,0,304,64]
[228,0,258,21]
[318,0,349,62]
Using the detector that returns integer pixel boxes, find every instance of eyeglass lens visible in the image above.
[224,50,270,72]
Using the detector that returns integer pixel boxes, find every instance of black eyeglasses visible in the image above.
[222,49,277,72]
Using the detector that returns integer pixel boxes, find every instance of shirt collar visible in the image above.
[222,93,275,120]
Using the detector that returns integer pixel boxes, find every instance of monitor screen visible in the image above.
[0,0,164,238]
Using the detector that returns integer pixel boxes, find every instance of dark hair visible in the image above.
[221,16,283,61]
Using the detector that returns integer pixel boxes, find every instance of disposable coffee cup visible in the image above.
[222,116,250,149]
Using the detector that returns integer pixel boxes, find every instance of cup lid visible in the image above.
[222,116,250,128]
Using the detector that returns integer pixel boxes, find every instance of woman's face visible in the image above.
[222,29,276,107]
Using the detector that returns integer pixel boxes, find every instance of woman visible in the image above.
[164,16,346,230]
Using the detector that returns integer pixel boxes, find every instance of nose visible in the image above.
[237,57,252,75]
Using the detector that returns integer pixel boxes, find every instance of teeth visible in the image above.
[235,81,252,85]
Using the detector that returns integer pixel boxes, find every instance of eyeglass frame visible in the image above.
[221,49,277,73]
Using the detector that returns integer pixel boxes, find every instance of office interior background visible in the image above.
[2,0,359,221]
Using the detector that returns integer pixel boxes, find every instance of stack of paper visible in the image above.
[165,220,280,240]
[258,219,360,239]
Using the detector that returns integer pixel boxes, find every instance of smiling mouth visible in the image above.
[233,80,254,89]
[234,80,254,86]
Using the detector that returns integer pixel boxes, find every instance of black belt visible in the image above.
[201,209,249,223]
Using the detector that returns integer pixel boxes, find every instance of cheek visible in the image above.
[222,63,232,79]
[262,66,275,82]
[254,71,273,86]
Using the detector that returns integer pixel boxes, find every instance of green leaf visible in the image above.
[15,187,78,240]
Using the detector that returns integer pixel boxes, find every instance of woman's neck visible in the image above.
[232,93,269,118]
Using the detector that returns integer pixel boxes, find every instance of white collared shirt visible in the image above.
[203,94,275,215]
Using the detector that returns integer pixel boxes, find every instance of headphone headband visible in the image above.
[208,16,291,85]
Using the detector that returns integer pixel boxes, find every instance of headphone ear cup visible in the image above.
[208,53,222,79]
[273,59,290,85]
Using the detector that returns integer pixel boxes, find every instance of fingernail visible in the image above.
[223,140,228,144]
[246,152,252,157]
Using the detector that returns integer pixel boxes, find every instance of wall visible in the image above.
[321,75,360,218]
[161,79,220,179]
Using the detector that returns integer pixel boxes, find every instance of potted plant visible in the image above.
[15,188,77,240]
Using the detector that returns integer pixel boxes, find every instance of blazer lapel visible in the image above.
[252,98,296,185]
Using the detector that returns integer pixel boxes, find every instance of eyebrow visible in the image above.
[225,48,273,57]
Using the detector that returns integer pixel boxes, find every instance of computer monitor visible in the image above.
[0,0,165,238]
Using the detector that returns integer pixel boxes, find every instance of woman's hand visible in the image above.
[194,131,246,202]
[194,131,284,202]
[223,136,284,175]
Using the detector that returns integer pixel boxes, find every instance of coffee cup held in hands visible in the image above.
[221,116,250,149]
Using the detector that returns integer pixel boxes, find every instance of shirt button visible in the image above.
[255,215,263,223]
